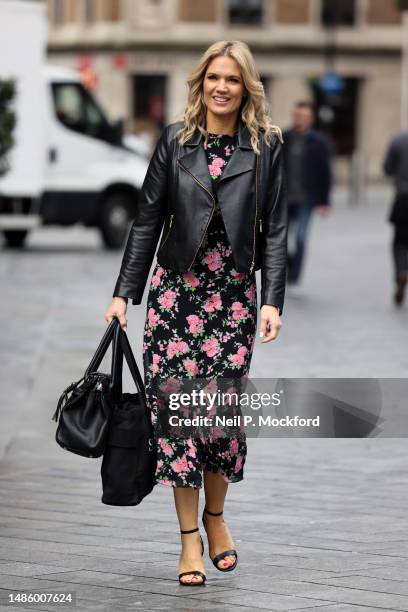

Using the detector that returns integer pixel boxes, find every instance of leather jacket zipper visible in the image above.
[177,159,216,270]
[159,213,174,250]
[249,152,259,275]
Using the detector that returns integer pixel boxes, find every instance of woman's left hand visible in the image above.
[259,305,282,343]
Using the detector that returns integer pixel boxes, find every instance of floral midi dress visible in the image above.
[142,130,257,488]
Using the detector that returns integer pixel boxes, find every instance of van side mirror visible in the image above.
[109,119,124,145]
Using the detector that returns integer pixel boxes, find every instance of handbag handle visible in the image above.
[52,318,120,423]
[121,330,146,401]
[84,317,119,378]
[110,323,148,415]
[110,322,124,400]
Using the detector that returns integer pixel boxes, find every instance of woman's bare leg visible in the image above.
[173,487,206,584]
[203,469,236,569]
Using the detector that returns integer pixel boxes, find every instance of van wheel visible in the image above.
[3,230,28,248]
[99,192,133,249]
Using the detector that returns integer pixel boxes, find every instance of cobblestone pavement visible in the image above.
[0,187,407,611]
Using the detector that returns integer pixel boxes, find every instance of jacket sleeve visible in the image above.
[112,126,169,305]
[260,137,288,315]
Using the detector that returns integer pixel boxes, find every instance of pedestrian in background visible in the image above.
[383,130,408,306]
[282,101,332,285]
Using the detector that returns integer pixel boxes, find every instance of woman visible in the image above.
[105,40,287,586]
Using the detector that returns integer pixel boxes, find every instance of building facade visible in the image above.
[46,0,404,185]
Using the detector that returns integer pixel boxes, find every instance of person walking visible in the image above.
[383,130,408,305]
[282,101,332,284]
[105,40,287,586]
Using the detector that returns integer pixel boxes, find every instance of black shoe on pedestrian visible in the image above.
[394,273,407,305]
[202,507,238,572]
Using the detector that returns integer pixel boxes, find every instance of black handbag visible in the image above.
[52,318,120,458]
[100,321,157,506]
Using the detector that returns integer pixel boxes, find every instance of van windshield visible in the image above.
[51,82,111,142]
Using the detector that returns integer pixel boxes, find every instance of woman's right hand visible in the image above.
[105,296,128,331]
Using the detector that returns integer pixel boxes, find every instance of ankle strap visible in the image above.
[180,527,199,534]
[204,507,223,516]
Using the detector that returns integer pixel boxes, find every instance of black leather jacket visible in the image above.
[113,117,288,313]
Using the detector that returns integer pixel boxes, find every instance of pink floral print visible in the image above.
[142,131,257,488]
[208,156,226,178]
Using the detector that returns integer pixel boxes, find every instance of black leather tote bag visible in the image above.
[100,322,157,506]
[52,318,120,458]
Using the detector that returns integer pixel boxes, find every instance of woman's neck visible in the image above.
[206,112,238,136]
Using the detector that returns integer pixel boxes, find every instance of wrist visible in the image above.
[262,303,280,313]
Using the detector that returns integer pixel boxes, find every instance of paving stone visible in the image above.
[187,588,337,610]
[298,607,398,612]
[307,573,408,595]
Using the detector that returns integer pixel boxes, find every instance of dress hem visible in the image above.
[155,468,244,489]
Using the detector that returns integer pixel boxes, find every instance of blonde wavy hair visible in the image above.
[174,40,283,155]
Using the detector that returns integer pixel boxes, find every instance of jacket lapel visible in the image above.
[178,117,255,193]
[178,145,214,194]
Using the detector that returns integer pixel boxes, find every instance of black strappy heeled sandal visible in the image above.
[178,527,206,586]
[202,507,238,572]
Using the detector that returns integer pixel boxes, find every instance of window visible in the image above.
[310,76,359,155]
[228,0,263,25]
[84,0,96,23]
[132,75,166,131]
[321,0,356,27]
[52,0,65,25]
[51,82,111,141]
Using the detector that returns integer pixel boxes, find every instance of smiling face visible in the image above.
[202,55,246,124]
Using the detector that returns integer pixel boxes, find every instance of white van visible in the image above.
[0,0,149,249]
